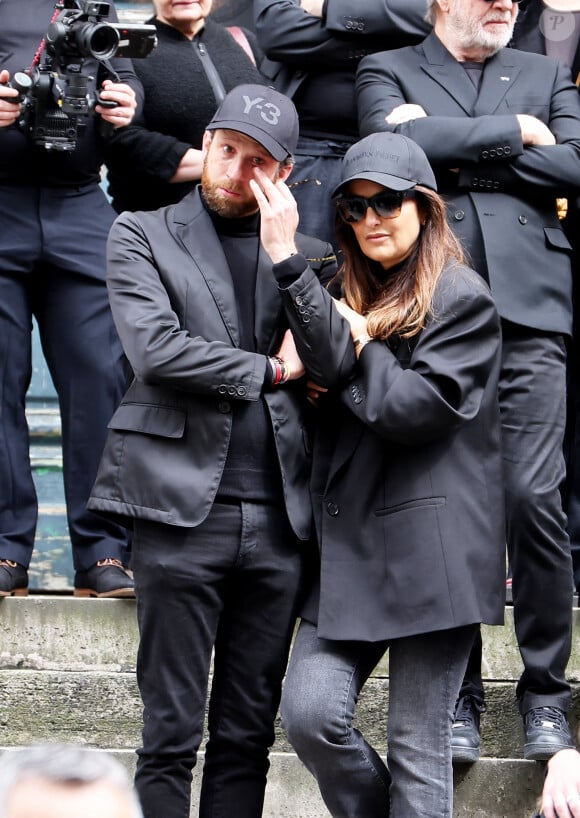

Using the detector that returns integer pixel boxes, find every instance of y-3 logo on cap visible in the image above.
[243,95,281,126]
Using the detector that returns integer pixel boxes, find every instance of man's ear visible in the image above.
[278,162,294,183]
[201,130,213,156]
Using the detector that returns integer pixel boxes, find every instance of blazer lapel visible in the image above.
[421,33,478,115]
[172,191,240,346]
[473,49,521,116]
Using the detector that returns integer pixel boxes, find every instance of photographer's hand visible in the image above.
[0,70,21,128]
[96,80,137,128]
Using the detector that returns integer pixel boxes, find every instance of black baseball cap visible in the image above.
[206,84,298,162]
[332,132,437,197]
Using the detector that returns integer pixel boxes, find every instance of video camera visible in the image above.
[7,1,157,152]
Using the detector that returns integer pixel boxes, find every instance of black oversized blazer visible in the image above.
[88,189,336,541]
[279,262,505,641]
[356,32,580,335]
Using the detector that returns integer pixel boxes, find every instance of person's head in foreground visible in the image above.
[0,744,143,818]
[332,130,465,340]
[201,83,298,219]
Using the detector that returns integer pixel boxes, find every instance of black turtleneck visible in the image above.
[205,200,283,504]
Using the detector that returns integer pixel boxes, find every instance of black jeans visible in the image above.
[132,501,307,818]
[461,323,574,712]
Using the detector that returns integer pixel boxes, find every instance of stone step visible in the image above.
[0,746,547,818]
[0,599,578,758]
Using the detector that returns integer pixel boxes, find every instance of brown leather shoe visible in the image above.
[0,560,29,597]
[73,558,135,599]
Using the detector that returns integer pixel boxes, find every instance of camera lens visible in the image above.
[76,22,120,60]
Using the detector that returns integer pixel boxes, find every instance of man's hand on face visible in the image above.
[250,167,300,263]
[0,70,22,128]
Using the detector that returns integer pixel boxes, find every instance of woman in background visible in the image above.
[105,0,264,212]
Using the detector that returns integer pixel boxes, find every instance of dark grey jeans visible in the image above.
[281,620,477,818]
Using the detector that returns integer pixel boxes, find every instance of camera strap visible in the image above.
[29,7,62,73]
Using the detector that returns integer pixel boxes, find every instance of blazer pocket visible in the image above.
[108,403,186,438]
[374,496,446,517]
[544,227,573,253]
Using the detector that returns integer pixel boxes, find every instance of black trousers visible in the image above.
[0,183,130,570]
[132,501,307,818]
[461,323,573,713]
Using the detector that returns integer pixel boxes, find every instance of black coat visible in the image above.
[278,262,505,641]
[88,189,337,540]
[356,32,580,334]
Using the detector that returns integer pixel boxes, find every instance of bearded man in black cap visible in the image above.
[88,84,337,818]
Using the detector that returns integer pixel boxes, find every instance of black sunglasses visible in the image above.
[336,190,417,224]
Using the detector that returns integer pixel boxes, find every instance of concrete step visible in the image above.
[0,600,577,816]
[0,747,548,818]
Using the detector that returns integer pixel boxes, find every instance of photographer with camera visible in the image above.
[0,0,144,598]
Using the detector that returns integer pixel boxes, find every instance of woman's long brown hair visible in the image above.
[336,186,465,340]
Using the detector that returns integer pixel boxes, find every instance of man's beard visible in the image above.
[449,2,517,57]
[201,168,260,219]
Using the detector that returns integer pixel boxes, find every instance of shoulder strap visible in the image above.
[226,26,256,66]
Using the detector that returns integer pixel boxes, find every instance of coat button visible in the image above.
[227,386,236,396]
[454,210,465,221]
[504,145,511,155]
[518,214,528,224]
[326,501,339,517]
[218,384,227,395]
[295,296,305,306]
[489,148,497,158]
[496,147,504,157]
[481,150,489,159]
[237,386,247,397]
[218,401,231,413]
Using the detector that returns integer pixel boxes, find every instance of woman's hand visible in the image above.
[332,298,368,339]
[96,80,137,128]
[306,379,328,407]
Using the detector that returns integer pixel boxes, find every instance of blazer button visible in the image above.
[496,147,504,156]
[489,148,497,158]
[302,315,311,324]
[295,295,305,306]
[227,386,236,396]
[218,384,227,395]
[504,145,511,155]
[237,386,247,397]
[518,214,528,225]
[481,150,489,159]
[218,401,231,414]
[326,501,339,517]
[454,210,465,221]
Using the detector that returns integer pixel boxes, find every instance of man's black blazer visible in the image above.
[88,188,337,541]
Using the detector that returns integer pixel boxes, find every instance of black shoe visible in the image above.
[523,706,574,760]
[0,560,28,597]
[74,558,135,599]
[451,695,484,763]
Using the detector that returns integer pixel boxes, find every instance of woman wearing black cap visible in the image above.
[252,130,506,817]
